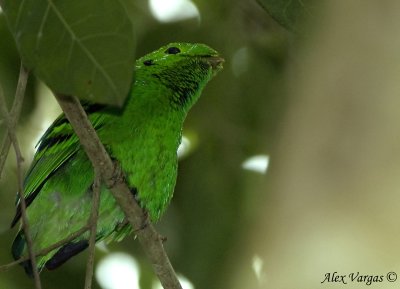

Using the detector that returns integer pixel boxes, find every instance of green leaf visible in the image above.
[2,0,136,105]
[258,0,315,31]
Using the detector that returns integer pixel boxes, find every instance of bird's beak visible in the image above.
[205,56,224,76]
[207,56,224,70]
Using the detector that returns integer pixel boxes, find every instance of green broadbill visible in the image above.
[11,42,223,275]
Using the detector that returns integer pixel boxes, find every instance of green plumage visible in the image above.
[11,43,223,275]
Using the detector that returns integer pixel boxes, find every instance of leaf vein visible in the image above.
[35,3,50,50]
[46,0,120,97]
[15,0,27,32]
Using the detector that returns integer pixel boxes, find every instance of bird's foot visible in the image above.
[109,162,125,187]
[134,210,150,233]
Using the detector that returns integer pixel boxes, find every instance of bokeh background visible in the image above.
[2,0,400,288]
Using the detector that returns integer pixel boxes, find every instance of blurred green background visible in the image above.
[3,0,400,289]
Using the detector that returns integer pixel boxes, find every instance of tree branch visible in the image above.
[84,171,101,289]
[0,63,29,179]
[55,94,182,289]
[0,76,41,289]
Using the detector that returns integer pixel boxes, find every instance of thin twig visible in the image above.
[0,225,90,272]
[84,171,101,289]
[55,94,183,289]
[11,141,41,288]
[0,82,41,289]
[0,63,29,179]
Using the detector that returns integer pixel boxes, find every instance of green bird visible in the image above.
[11,42,223,275]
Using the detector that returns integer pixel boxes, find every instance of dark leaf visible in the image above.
[2,0,136,105]
[258,0,315,31]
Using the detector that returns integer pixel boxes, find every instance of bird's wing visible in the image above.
[11,104,107,227]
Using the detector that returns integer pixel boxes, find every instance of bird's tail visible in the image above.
[12,230,91,276]
[11,232,34,277]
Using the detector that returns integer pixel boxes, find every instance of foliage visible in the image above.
[257,0,315,31]
[2,0,136,105]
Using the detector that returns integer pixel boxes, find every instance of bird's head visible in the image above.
[135,42,224,111]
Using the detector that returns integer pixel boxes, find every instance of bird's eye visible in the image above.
[165,47,181,54]
[143,59,154,66]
